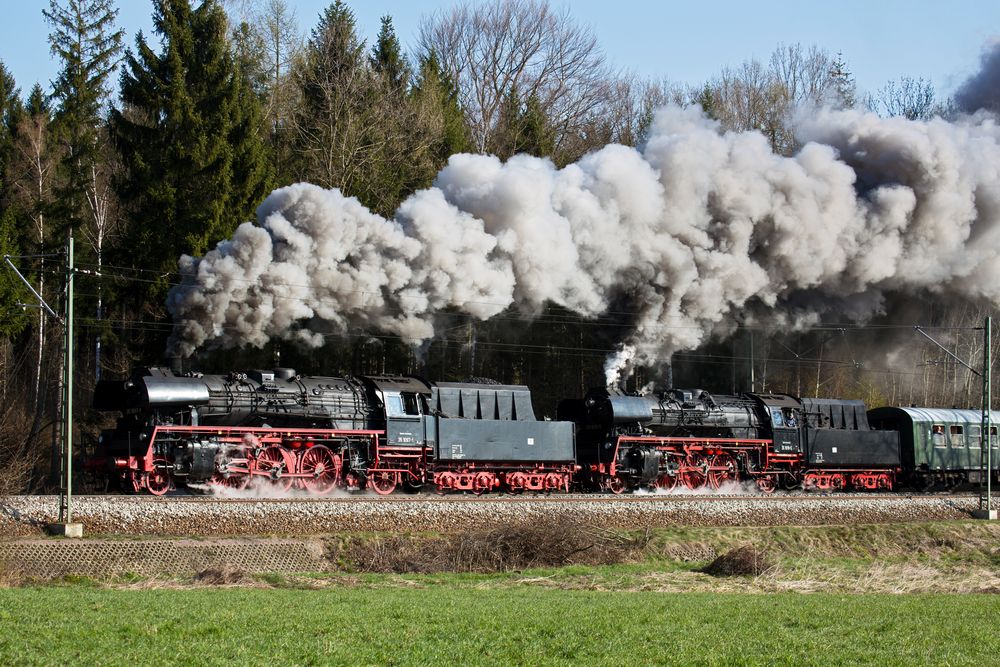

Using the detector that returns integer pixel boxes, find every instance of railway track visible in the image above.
[2,492,986,538]
[13,491,987,503]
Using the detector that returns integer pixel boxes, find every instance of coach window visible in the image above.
[931,424,946,448]
[991,426,999,449]
[949,425,964,448]
[969,425,982,449]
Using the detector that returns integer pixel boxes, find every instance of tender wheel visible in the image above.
[707,453,738,489]
[298,445,341,495]
[370,470,399,496]
[257,445,295,492]
[472,472,493,495]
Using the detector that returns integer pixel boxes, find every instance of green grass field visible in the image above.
[1,586,998,666]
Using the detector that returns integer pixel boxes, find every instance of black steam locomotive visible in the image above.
[89,367,997,495]
[560,387,901,492]
[90,367,575,495]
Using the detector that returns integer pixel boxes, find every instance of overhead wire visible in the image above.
[14,257,991,382]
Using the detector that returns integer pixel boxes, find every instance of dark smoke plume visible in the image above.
[955,40,1000,113]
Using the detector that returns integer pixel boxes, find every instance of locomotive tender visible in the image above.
[89,367,1000,495]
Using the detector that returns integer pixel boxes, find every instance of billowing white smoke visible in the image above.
[167,103,1000,386]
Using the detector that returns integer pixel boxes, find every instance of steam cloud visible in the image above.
[167,51,1000,385]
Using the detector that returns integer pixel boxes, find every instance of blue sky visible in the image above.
[2,1,997,101]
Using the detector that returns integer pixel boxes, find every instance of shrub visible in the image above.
[340,519,650,573]
[701,545,774,577]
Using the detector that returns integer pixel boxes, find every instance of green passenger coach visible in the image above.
[867,407,1000,487]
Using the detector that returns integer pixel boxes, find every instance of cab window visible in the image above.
[385,394,404,417]
[949,425,964,448]
[401,392,421,416]
[771,409,784,427]
[931,424,946,448]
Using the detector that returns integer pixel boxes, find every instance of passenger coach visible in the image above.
[867,407,1000,487]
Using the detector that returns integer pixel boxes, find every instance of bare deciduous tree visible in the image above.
[10,90,55,424]
[769,43,834,107]
[419,0,613,158]
[700,44,844,154]
[866,76,937,120]
[81,129,121,382]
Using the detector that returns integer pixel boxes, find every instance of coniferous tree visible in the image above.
[493,87,554,159]
[519,92,555,157]
[0,61,27,337]
[111,0,270,314]
[43,0,124,239]
[370,15,409,92]
[492,85,523,160]
[829,52,856,109]
[412,50,471,164]
[0,63,24,200]
[291,1,368,190]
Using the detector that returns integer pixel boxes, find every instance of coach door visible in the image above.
[383,391,426,448]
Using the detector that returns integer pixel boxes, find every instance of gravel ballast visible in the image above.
[0,494,982,537]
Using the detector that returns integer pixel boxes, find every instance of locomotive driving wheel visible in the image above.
[604,476,626,494]
[369,470,399,496]
[211,449,251,491]
[257,445,295,492]
[707,453,738,489]
[654,473,677,491]
[211,468,251,491]
[679,454,708,490]
[299,445,341,495]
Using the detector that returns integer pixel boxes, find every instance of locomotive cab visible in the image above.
[362,376,432,448]
[746,393,803,454]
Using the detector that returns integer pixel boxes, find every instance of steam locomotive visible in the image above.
[90,367,575,495]
[88,367,1000,495]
